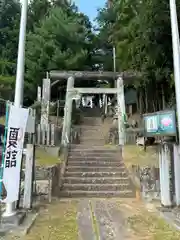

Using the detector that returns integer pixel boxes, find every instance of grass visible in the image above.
[123,145,158,168]
[24,201,78,240]
[35,147,60,167]
[128,211,180,240]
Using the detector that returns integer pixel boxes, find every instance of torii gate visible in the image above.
[49,70,136,147]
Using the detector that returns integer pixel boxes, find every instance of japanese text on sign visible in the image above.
[5,127,20,169]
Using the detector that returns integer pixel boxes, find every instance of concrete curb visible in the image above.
[11,212,39,237]
[21,212,39,236]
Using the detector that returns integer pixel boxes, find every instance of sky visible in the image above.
[74,0,106,24]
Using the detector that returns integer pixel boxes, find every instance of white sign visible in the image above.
[2,106,29,203]
[26,114,35,133]
[82,96,94,108]
[146,116,158,132]
[37,86,41,102]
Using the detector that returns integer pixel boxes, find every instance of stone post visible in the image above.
[173,144,180,205]
[117,77,126,146]
[41,77,51,127]
[23,144,35,209]
[159,143,172,207]
[61,76,75,146]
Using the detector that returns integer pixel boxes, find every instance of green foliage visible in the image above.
[0,0,21,99]
[25,4,95,103]
[0,0,97,104]
[1,0,177,112]
[97,0,179,111]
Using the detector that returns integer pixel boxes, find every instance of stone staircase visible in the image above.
[60,110,135,198]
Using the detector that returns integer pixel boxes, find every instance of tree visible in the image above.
[0,0,20,99]
[25,5,95,103]
[97,0,180,112]
[27,0,51,31]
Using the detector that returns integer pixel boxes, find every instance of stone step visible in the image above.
[60,190,134,198]
[68,155,119,160]
[64,171,127,178]
[69,149,119,154]
[70,144,119,151]
[80,140,105,145]
[80,128,104,132]
[80,138,105,142]
[69,150,117,154]
[64,176,130,184]
[67,161,123,167]
[66,166,125,172]
[80,129,104,133]
[63,183,131,191]
[80,137,105,141]
[68,154,119,159]
[80,140,105,143]
[81,117,102,122]
[68,156,119,161]
[80,125,102,128]
[68,156,119,162]
[80,132,104,135]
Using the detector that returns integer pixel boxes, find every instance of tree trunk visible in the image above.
[145,85,148,113]
[162,85,166,109]
[139,88,143,114]
[136,89,140,112]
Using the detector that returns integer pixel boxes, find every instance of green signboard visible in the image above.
[143,110,177,137]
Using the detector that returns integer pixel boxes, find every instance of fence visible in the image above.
[107,127,161,145]
[125,129,141,144]
[26,124,62,146]
[106,127,142,145]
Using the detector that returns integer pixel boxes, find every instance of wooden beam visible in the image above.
[69,88,121,94]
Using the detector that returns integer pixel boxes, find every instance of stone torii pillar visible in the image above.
[117,77,126,146]
[41,74,51,127]
[61,76,75,146]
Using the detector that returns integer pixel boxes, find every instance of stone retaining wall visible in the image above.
[20,164,60,203]
[21,125,80,202]
[129,165,160,200]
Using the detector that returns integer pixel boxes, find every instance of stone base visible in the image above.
[0,211,26,233]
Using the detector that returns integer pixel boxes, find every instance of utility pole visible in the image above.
[169,0,180,206]
[170,0,180,137]
[113,46,116,87]
[3,0,28,217]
